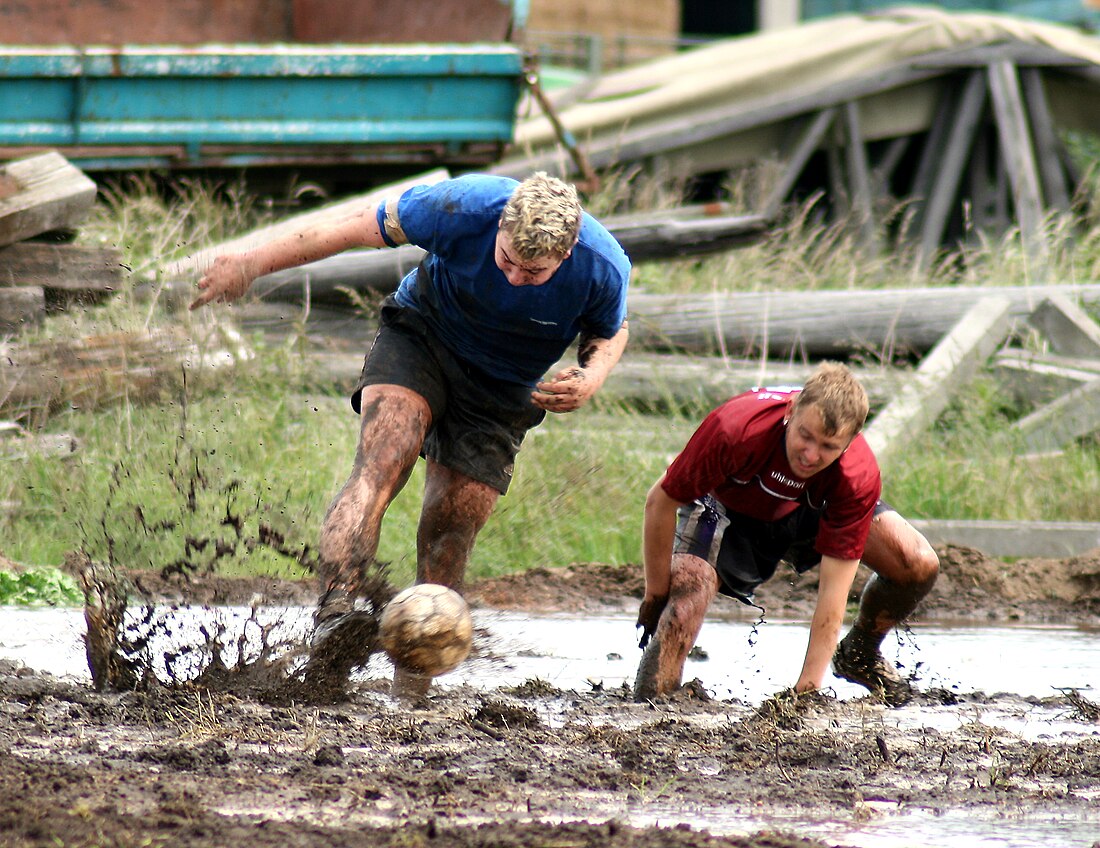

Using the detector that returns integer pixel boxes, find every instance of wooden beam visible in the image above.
[1020,68,1070,213]
[0,242,124,293]
[0,287,45,331]
[1028,294,1100,358]
[762,107,837,219]
[1014,376,1100,454]
[862,296,1014,467]
[0,152,98,248]
[842,101,876,251]
[992,348,1100,407]
[917,69,987,269]
[987,59,1047,271]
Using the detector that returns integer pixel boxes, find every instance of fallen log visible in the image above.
[626,283,1100,358]
[304,347,905,413]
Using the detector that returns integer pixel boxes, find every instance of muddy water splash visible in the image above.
[65,548,395,703]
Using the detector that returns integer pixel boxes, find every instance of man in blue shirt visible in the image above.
[192,173,631,695]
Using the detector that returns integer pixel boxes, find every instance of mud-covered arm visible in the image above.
[190,204,388,310]
[531,321,629,412]
[635,476,685,646]
[795,554,860,692]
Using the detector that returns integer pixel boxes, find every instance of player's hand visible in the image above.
[190,254,256,310]
[636,594,668,649]
[531,366,600,413]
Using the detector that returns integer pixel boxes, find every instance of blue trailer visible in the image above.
[0,43,525,172]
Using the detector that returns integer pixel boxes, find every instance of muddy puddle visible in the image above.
[2,603,1099,848]
[3,605,1096,706]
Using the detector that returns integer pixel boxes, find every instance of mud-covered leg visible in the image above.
[833,509,939,704]
[391,460,499,701]
[634,554,718,701]
[306,386,430,684]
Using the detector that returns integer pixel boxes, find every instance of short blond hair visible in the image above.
[499,172,582,261]
[793,362,869,437]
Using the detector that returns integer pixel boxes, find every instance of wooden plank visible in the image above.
[0,242,123,293]
[761,107,837,218]
[1014,376,1100,454]
[0,152,98,248]
[166,168,450,277]
[0,286,45,331]
[1020,68,1070,213]
[992,348,1100,407]
[917,69,987,269]
[1028,294,1100,358]
[987,59,1046,269]
[862,296,1014,467]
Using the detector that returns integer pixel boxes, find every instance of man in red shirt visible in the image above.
[634,362,938,705]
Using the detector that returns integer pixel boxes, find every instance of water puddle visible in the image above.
[2,605,1097,701]
[629,804,1100,848]
[3,605,1097,848]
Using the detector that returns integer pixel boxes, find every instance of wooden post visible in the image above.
[762,107,837,219]
[1020,68,1070,213]
[917,70,987,270]
[842,100,876,251]
[987,59,1047,273]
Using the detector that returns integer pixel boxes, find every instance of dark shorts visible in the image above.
[674,495,893,602]
[352,295,545,495]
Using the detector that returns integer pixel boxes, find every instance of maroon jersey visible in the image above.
[661,387,881,562]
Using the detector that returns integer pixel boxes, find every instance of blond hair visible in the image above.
[499,172,582,261]
[793,362,869,437]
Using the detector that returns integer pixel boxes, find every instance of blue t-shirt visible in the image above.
[378,175,630,386]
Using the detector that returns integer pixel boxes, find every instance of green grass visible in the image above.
[5,167,1100,595]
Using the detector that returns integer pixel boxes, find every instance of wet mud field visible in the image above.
[3,546,1100,848]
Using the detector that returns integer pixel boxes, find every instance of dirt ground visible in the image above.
[3,545,1100,848]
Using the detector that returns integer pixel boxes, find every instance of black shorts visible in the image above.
[352,295,545,495]
[673,495,893,602]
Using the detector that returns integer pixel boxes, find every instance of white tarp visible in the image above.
[509,7,1100,170]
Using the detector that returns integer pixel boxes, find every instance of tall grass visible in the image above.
[4,167,1100,588]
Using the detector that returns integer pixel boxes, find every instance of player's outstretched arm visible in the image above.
[795,555,860,692]
[190,204,387,310]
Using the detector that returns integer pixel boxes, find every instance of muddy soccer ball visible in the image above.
[379,583,473,676]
